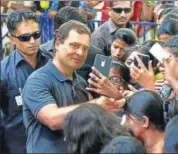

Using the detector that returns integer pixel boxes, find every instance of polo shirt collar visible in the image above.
[15,48,47,68]
[47,60,78,82]
[108,18,118,34]
[14,49,25,67]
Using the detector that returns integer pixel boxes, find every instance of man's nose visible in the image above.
[29,36,35,43]
[116,48,121,55]
[120,10,126,17]
[77,48,84,56]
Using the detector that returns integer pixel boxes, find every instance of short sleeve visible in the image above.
[22,75,56,119]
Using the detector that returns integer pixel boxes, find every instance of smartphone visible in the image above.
[93,54,112,77]
[149,43,170,63]
[134,54,150,69]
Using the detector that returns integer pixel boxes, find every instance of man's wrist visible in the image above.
[90,99,97,104]
[90,98,101,106]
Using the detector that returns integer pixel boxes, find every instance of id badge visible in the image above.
[15,95,23,106]
[15,88,23,106]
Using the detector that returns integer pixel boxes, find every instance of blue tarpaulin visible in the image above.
[39,11,54,44]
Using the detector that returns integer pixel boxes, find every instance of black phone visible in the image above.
[93,54,112,77]
[134,54,150,69]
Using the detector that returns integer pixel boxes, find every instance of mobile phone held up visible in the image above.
[134,53,150,69]
[93,54,112,77]
[149,43,170,63]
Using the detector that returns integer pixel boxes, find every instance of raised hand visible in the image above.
[86,67,123,99]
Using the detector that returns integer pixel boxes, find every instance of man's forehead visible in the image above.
[112,1,131,7]
[67,30,90,47]
[14,20,39,35]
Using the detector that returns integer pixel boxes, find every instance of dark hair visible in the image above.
[110,1,131,8]
[141,41,164,68]
[163,46,178,58]
[55,20,90,44]
[158,8,172,20]
[120,45,141,63]
[113,28,137,46]
[157,18,178,37]
[164,13,178,21]
[120,45,150,63]
[64,103,131,154]
[124,90,165,131]
[142,40,164,49]
[7,9,39,34]
[164,36,178,49]
[164,115,178,153]
[101,136,147,154]
[110,60,130,82]
[54,6,87,30]
[161,3,175,9]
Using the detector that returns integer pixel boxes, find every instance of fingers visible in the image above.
[88,78,101,88]
[97,96,125,112]
[122,90,134,98]
[128,84,137,92]
[135,55,147,71]
[86,87,100,94]
[89,73,100,82]
[114,98,126,106]
[92,67,105,79]
[148,60,153,72]
[121,91,129,97]
[98,97,116,107]
[130,66,142,81]
[112,98,126,112]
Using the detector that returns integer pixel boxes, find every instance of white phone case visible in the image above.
[149,43,170,63]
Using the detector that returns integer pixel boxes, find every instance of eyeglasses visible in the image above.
[12,31,40,42]
[112,8,131,14]
[109,76,125,84]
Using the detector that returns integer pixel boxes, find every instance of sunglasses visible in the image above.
[112,7,131,14]
[162,1,173,4]
[12,31,40,42]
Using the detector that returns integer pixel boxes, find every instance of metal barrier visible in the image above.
[1,14,157,43]
[130,21,158,41]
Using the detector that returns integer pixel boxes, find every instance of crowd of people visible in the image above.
[1,0,178,153]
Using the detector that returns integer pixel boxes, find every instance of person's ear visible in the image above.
[142,116,149,128]
[10,36,16,45]
[54,39,61,53]
[108,7,112,17]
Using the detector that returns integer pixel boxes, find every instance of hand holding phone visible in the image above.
[93,54,112,77]
[134,53,150,69]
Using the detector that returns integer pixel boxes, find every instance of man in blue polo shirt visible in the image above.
[22,20,123,153]
[40,6,103,81]
[1,9,49,153]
